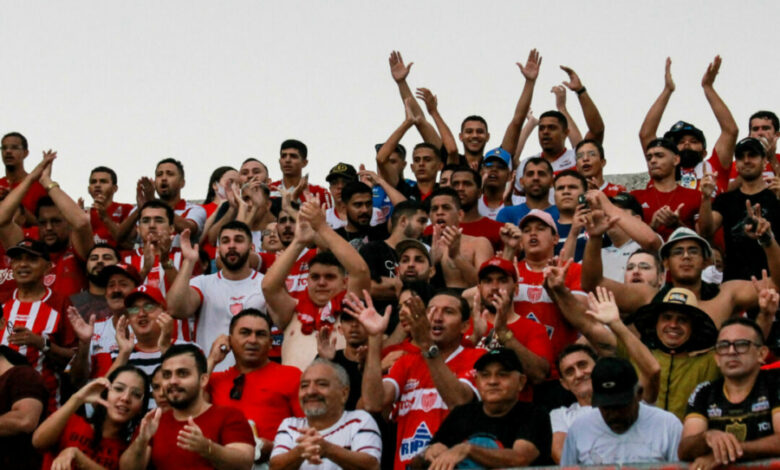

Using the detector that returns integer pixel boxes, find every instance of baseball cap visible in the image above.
[590,357,638,407]
[660,227,712,259]
[325,162,358,183]
[473,348,524,373]
[99,263,142,287]
[124,284,166,309]
[395,239,432,265]
[664,121,707,149]
[610,192,643,219]
[483,148,512,170]
[645,137,679,155]
[375,143,407,159]
[7,239,49,261]
[478,257,517,282]
[518,209,558,235]
[735,137,766,159]
[627,287,718,352]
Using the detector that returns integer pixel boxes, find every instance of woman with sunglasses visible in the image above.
[32,365,150,470]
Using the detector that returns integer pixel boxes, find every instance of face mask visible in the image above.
[678,149,702,168]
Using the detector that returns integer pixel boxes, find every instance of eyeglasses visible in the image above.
[126,303,158,315]
[669,246,702,257]
[230,374,245,400]
[715,339,761,355]
[0,146,24,152]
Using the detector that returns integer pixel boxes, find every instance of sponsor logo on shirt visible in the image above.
[707,403,722,418]
[400,421,432,461]
[403,379,419,392]
[752,397,769,413]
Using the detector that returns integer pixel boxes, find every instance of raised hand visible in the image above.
[543,256,572,292]
[743,200,773,242]
[67,306,94,344]
[38,150,57,186]
[560,65,584,92]
[525,109,539,128]
[517,48,542,82]
[291,174,309,203]
[551,85,567,111]
[137,408,162,444]
[440,226,463,259]
[316,326,337,360]
[179,228,199,263]
[115,315,135,354]
[702,55,722,88]
[208,334,231,366]
[156,312,174,352]
[499,223,522,254]
[177,417,210,455]
[342,290,391,336]
[583,208,617,237]
[30,150,57,181]
[401,295,432,348]
[136,177,155,208]
[389,50,413,83]
[74,377,111,408]
[404,96,422,125]
[700,172,717,199]
[664,57,675,92]
[298,198,326,231]
[584,286,620,325]
[415,87,438,115]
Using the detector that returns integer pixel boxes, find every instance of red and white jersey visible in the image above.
[190,270,267,372]
[90,202,134,246]
[384,346,485,470]
[122,248,183,294]
[646,151,729,195]
[271,410,382,468]
[477,195,504,220]
[276,247,316,294]
[513,261,586,375]
[513,149,577,204]
[269,180,333,209]
[600,181,627,198]
[88,317,118,378]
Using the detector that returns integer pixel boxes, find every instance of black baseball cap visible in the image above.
[325,163,358,183]
[664,120,707,149]
[610,192,643,219]
[474,348,524,373]
[735,137,766,159]
[590,357,638,407]
[375,143,407,159]
[7,239,49,261]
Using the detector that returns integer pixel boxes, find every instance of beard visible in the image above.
[347,213,370,231]
[166,385,198,410]
[302,395,328,418]
[220,249,250,271]
[678,149,702,168]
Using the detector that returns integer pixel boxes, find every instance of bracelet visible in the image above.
[576,87,587,96]
[161,259,174,269]
[45,182,60,191]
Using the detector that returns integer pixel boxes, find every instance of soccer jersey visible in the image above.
[600,181,627,198]
[190,270,267,372]
[269,180,333,209]
[477,195,504,220]
[513,261,586,375]
[260,247,316,294]
[631,185,702,240]
[0,178,46,216]
[88,317,118,378]
[271,410,382,469]
[384,346,485,470]
[90,202,134,246]
[46,247,87,299]
[121,247,184,294]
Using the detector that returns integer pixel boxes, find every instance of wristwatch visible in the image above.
[422,345,440,359]
[42,335,51,353]
[498,329,514,344]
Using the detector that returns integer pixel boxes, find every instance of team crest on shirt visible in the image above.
[527,286,543,302]
[44,274,56,286]
[230,303,243,315]
[285,278,294,291]
[420,390,438,412]
[400,422,432,461]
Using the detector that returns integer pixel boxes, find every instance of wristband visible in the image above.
[576,87,587,96]
[499,329,514,344]
[45,182,60,191]
[42,335,51,353]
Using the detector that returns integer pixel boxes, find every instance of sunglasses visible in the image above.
[230,374,246,400]
[126,303,158,316]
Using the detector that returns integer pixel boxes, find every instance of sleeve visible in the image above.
[91,352,114,378]
[429,405,465,447]
[286,368,304,418]
[518,407,552,462]
[188,274,205,303]
[217,407,255,447]
[270,418,296,458]
[359,243,386,283]
[666,414,683,462]
[560,430,578,466]
[565,263,585,296]
[184,205,208,233]
[8,367,48,405]
[708,151,730,193]
[711,192,726,216]
[519,321,554,367]
[384,354,410,402]
[549,408,566,433]
[684,381,713,421]
[351,411,382,462]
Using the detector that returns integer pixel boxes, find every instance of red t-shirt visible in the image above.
[423,218,503,251]
[601,181,627,198]
[384,346,485,470]
[208,363,303,440]
[631,185,702,240]
[513,261,585,378]
[45,247,87,299]
[256,247,315,292]
[0,178,47,219]
[40,414,128,470]
[150,405,254,469]
[269,180,333,209]
[90,202,134,246]
[200,201,220,259]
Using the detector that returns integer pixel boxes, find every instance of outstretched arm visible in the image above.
[416,87,459,164]
[388,51,442,149]
[0,153,55,247]
[552,86,583,148]
[376,102,416,186]
[560,65,604,143]
[501,49,541,157]
[261,221,310,331]
[639,57,675,151]
[165,229,203,319]
[702,55,739,170]
[513,110,538,168]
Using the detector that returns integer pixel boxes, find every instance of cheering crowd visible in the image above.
[0,49,779,470]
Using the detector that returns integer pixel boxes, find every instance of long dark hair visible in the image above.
[89,365,150,448]
[204,166,236,204]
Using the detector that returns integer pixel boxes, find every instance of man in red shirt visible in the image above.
[268,139,332,208]
[631,138,702,240]
[449,167,504,251]
[87,166,133,247]
[262,199,370,370]
[0,132,46,226]
[639,56,738,193]
[120,344,254,470]
[350,288,485,470]
[207,309,303,465]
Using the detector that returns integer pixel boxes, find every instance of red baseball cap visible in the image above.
[518,209,558,235]
[478,257,517,282]
[124,284,166,309]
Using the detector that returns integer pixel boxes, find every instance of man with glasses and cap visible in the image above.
[679,317,780,468]
[419,348,552,469]
[208,308,303,467]
[561,356,682,465]
[479,148,513,220]
[699,137,780,282]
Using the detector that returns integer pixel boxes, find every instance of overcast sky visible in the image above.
[2,1,778,203]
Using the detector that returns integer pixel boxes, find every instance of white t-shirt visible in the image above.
[561,402,682,466]
[549,402,592,434]
[325,207,382,230]
[271,410,382,469]
[601,239,642,283]
[189,270,267,371]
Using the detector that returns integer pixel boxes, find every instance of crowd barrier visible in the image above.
[526,459,780,470]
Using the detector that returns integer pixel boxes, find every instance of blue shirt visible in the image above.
[496,204,560,226]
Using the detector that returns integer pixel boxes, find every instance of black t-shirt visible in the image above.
[335,224,389,252]
[712,188,780,281]
[430,401,552,466]
[358,240,399,333]
[330,350,362,411]
[686,369,780,442]
[0,365,48,470]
